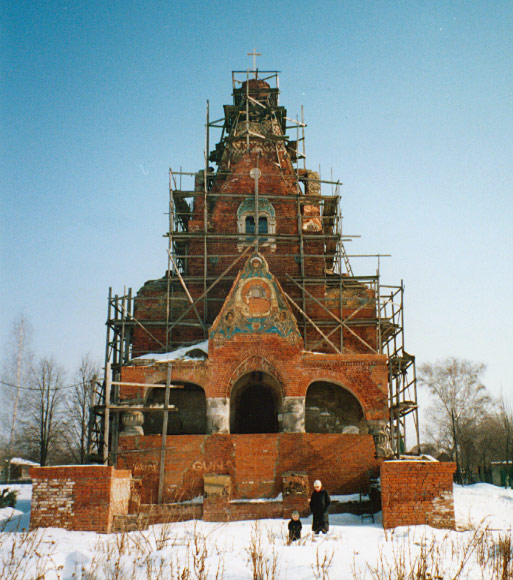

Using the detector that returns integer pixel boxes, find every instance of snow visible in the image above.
[454,482,513,530]
[231,493,283,503]
[331,493,369,503]
[132,340,209,363]
[175,495,204,505]
[0,483,32,532]
[1,482,512,579]
[8,457,40,466]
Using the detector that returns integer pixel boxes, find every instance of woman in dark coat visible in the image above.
[310,479,331,534]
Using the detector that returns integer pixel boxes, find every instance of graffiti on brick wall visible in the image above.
[192,459,234,472]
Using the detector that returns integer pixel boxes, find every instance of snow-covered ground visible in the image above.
[1,482,512,579]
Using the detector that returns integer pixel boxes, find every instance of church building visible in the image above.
[98,67,417,521]
[31,67,454,534]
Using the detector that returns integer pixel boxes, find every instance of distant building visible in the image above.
[491,461,513,487]
[2,457,39,482]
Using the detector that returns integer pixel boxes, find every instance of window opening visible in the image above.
[246,216,255,234]
[237,198,276,251]
[258,216,268,234]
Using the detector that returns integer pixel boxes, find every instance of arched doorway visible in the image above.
[144,382,207,435]
[230,371,282,433]
[305,381,366,434]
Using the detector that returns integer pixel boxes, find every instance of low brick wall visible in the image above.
[116,502,204,530]
[30,465,132,533]
[202,496,287,522]
[381,460,456,529]
[117,433,379,504]
[29,434,380,531]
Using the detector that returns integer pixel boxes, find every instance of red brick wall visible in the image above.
[117,496,287,528]
[131,155,378,356]
[129,81,381,357]
[132,276,379,356]
[203,496,285,522]
[30,466,131,533]
[117,433,379,505]
[113,503,204,530]
[381,461,456,529]
[189,155,304,279]
[120,349,389,421]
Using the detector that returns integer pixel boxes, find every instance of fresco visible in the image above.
[210,253,302,345]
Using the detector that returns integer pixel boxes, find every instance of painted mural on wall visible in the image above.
[210,253,302,345]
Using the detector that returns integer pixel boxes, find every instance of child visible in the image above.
[288,510,302,542]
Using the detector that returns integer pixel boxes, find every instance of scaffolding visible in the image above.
[89,69,419,461]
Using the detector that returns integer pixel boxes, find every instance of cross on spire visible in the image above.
[247,48,261,72]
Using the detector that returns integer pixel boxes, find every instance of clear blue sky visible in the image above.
[2,1,512,409]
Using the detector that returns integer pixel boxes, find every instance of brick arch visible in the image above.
[302,364,388,420]
[227,355,285,397]
[305,379,368,434]
[229,369,283,434]
[144,381,207,435]
[305,377,365,414]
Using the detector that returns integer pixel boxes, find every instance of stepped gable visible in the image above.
[209,252,302,347]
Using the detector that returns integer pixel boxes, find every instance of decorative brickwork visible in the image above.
[282,472,309,496]
[30,466,131,533]
[130,77,380,358]
[381,461,456,529]
[204,474,231,497]
[282,471,310,517]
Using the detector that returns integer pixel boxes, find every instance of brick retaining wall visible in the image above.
[117,433,380,504]
[381,460,456,529]
[30,465,131,533]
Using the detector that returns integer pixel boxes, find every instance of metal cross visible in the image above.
[247,48,261,71]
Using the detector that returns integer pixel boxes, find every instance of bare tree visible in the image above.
[63,355,100,464]
[20,357,66,466]
[498,395,513,473]
[0,316,33,476]
[418,357,490,482]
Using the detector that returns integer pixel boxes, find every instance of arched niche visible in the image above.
[144,382,207,435]
[230,371,282,434]
[305,381,367,434]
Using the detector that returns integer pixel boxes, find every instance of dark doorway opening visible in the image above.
[230,371,281,434]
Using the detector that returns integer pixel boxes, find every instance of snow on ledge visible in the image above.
[385,454,438,463]
[331,493,369,503]
[8,457,40,466]
[132,340,209,363]
[174,496,204,505]
[231,493,283,504]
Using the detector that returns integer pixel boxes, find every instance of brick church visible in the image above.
[110,68,396,514]
[30,68,457,532]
